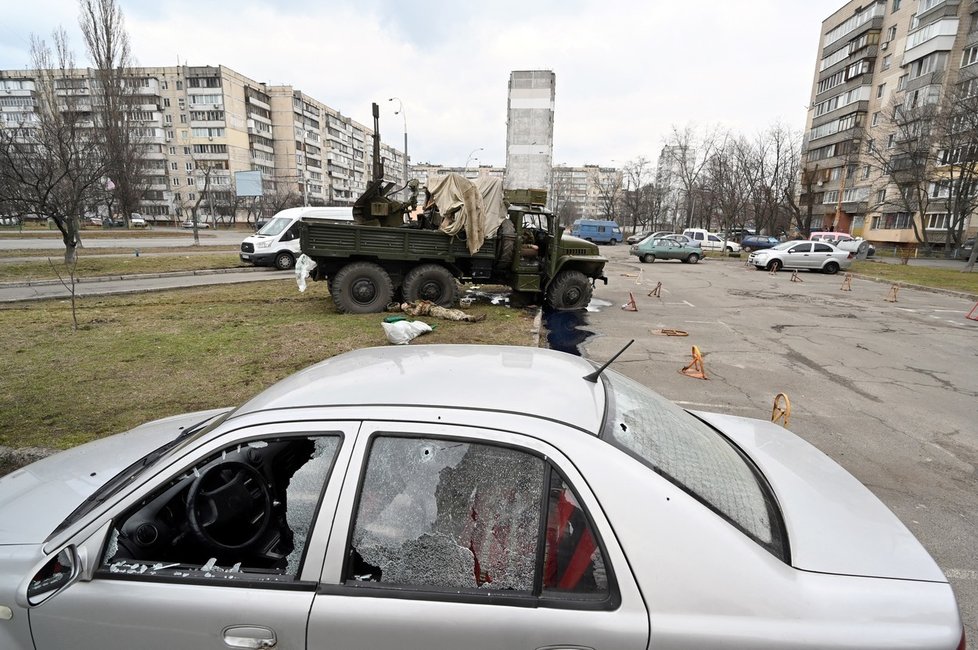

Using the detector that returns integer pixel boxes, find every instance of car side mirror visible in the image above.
[25,547,78,606]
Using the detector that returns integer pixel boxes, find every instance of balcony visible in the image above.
[247,95,270,111]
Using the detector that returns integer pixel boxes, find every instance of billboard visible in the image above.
[235,170,264,197]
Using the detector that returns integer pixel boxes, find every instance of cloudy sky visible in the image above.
[1,0,844,168]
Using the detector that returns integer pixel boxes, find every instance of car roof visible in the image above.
[230,345,607,433]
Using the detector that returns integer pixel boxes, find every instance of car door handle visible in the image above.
[223,625,277,649]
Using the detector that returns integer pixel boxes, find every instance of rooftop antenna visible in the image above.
[583,339,634,383]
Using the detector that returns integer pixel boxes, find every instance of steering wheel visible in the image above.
[186,461,273,551]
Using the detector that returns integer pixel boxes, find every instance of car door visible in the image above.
[811,242,836,268]
[308,422,649,650]
[27,422,358,650]
[662,239,682,260]
[784,242,813,268]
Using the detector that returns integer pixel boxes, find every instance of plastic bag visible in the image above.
[382,319,432,345]
[294,254,317,292]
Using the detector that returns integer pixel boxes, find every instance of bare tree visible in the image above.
[79,0,147,226]
[589,166,622,220]
[663,125,721,229]
[934,68,978,266]
[621,157,656,232]
[0,31,110,328]
[705,135,751,250]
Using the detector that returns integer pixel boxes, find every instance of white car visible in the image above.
[749,240,854,274]
[682,228,741,253]
[129,215,147,228]
[0,345,963,650]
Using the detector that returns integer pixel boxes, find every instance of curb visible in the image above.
[848,273,978,301]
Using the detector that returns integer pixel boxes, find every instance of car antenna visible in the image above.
[583,339,634,383]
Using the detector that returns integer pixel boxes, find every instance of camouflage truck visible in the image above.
[298,105,607,314]
[299,199,607,313]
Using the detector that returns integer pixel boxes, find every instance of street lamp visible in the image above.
[388,97,408,189]
[465,147,483,169]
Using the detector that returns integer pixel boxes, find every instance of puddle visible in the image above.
[543,307,594,356]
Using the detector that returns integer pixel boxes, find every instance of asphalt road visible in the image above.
[0,227,246,250]
[578,246,978,638]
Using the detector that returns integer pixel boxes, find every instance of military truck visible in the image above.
[297,104,608,314]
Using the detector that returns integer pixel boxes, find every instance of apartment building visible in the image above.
[0,64,405,223]
[550,164,621,221]
[801,0,978,249]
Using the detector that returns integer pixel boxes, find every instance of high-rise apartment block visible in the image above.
[801,0,978,248]
[0,64,405,222]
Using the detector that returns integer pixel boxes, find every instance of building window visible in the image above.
[161,80,168,90]
[877,83,886,98]
[164,114,172,124]
[876,189,886,204]
[176,80,183,90]
[170,162,178,171]
[887,25,897,41]
[882,54,892,70]
[962,46,978,68]
[872,111,881,126]
[165,129,174,140]
[185,162,193,172]
[168,146,176,155]
[926,213,949,229]
[180,114,187,123]
[163,98,171,108]
[863,165,872,179]
[892,0,901,11]
[888,133,896,148]
[897,74,909,90]
[171,177,180,186]
[183,146,191,155]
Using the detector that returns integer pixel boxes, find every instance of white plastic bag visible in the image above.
[294,254,317,292]
[382,320,432,345]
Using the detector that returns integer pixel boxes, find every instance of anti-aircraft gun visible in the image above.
[352,103,419,228]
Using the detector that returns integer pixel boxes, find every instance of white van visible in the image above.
[682,228,742,253]
[240,206,353,269]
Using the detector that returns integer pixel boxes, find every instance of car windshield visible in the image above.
[49,411,231,539]
[258,217,292,236]
[600,370,786,560]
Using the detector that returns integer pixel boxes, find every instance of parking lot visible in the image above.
[580,246,978,636]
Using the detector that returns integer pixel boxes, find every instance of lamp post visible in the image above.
[465,147,484,170]
[388,97,408,190]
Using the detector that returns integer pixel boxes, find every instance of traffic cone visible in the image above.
[679,345,708,380]
[621,292,638,311]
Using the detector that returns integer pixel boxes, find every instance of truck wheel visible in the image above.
[274,252,295,270]
[546,270,593,311]
[331,261,394,313]
[402,264,458,307]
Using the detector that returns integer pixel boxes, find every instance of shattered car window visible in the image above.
[101,435,340,583]
[602,371,787,560]
[347,436,545,592]
[543,469,609,598]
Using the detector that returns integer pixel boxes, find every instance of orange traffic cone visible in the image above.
[679,345,708,380]
[621,292,638,311]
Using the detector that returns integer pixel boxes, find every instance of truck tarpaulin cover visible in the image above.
[425,174,507,254]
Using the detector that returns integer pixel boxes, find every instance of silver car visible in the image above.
[0,346,964,649]
[749,240,854,274]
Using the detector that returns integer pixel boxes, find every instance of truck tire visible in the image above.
[274,251,295,270]
[402,264,458,307]
[331,261,394,314]
[546,270,593,311]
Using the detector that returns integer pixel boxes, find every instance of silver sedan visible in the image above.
[749,240,855,274]
[0,346,964,649]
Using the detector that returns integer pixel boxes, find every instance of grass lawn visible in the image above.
[0,281,538,451]
[851,260,978,295]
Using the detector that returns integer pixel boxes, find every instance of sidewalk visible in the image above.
[0,267,291,302]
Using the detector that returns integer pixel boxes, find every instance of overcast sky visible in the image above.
[1,0,844,168]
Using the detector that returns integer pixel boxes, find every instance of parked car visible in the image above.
[87,216,103,227]
[682,228,742,253]
[570,218,623,244]
[181,219,210,229]
[723,227,755,241]
[626,230,671,245]
[0,345,964,649]
[662,233,701,247]
[748,240,854,274]
[0,216,22,226]
[740,235,781,252]
[101,217,125,228]
[129,214,147,228]
[809,231,875,258]
[958,237,974,259]
[630,236,702,264]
